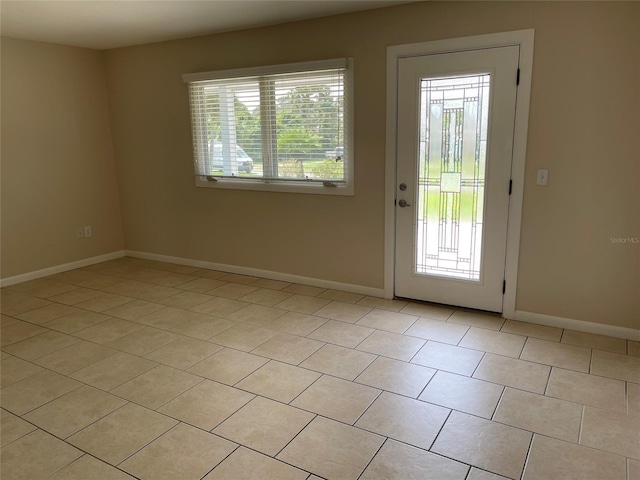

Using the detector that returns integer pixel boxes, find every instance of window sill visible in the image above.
[194,177,354,196]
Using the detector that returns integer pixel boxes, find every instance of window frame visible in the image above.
[183,58,354,196]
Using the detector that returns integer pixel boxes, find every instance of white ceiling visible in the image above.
[0,0,415,50]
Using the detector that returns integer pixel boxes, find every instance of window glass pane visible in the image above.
[187,65,347,184]
[416,74,490,281]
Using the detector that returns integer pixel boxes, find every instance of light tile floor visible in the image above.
[1,256,639,480]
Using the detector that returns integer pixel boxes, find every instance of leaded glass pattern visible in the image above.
[415,74,490,281]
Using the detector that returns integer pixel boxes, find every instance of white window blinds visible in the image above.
[183,59,350,188]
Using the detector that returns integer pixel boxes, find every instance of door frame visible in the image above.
[384,30,535,318]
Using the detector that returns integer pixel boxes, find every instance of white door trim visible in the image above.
[384,29,535,319]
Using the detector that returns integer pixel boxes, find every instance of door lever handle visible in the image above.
[398,199,411,208]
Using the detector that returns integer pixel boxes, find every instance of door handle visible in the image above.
[398,199,411,208]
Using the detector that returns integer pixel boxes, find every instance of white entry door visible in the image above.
[394,46,519,312]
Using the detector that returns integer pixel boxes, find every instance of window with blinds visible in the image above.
[183,59,353,195]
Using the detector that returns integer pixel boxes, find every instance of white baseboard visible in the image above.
[0,251,126,287]
[514,310,640,341]
[126,250,386,298]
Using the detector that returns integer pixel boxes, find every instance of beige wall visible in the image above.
[104,1,639,329]
[1,38,124,278]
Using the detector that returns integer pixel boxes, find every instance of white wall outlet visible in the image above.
[76,227,84,238]
[536,169,549,186]
[84,226,92,238]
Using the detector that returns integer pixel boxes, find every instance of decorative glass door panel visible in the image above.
[416,74,490,281]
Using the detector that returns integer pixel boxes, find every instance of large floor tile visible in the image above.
[307,320,374,348]
[523,434,626,480]
[164,315,235,340]
[355,391,449,450]
[74,318,144,344]
[23,385,126,438]
[1,321,47,347]
[178,277,227,293]
[300,343,376,380]
[318,289,365,304]
[208,282,259,299]
[160,290,213,309]
[227,304,286,327]
[291,374,380,424]
[145,336,222,369]
[545,367,626,412]
[45,455,135,480]
[460,328,526,358]
[267,311,327,337]
[44,310,112,334]
[1,370,81,415]
[356,308,418,333]
[209,323,278,351]
[204,447,308,480]
[419,371,503,418]
[105,326,180,356]
[134,306,191,330]
[74,293,134,313]
[580,406,640,459]
[103,299,164,321]
[0,429,83,480]
[67,403,177,465]
[188,348,268,385]
[493,388,582,442]
[313,301,372,323]
[250,333,324,364]
[447,310,504,330]
[354,356,435,397]
[356,296,408,312]
[70,351,158,390]
[190,297,250,317]
[249,278,292,291]
[1,355,44,387]
[520,337,591,372]
[361,439,469,480]
[356,330,425,361]
[235,360,321,403]
[561,330,627,354]
[590,349,640,383]
[2,331,80,361]
[1,291,51,316]
[214,396,314,455]
[399,302,453,320]
[473,353,550,394]
[277,416,384,480]
[16,303,81,325]
[238,289,294,308]
[119,423,236,480]
[110,365,202,409]
[467,468,510,480]
[432,411,532,480]
[274,294,331,314]
[0,409,37,447]
[411,341,484,376]
[281,284,326,297]
[404,317,469,344]
[34,340,117,374]
[158,380,254,430]
[500,319,562,342]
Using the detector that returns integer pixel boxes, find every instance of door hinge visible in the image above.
[509,179,512,195]
[516,68,520,86]
[502,280,506,294]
